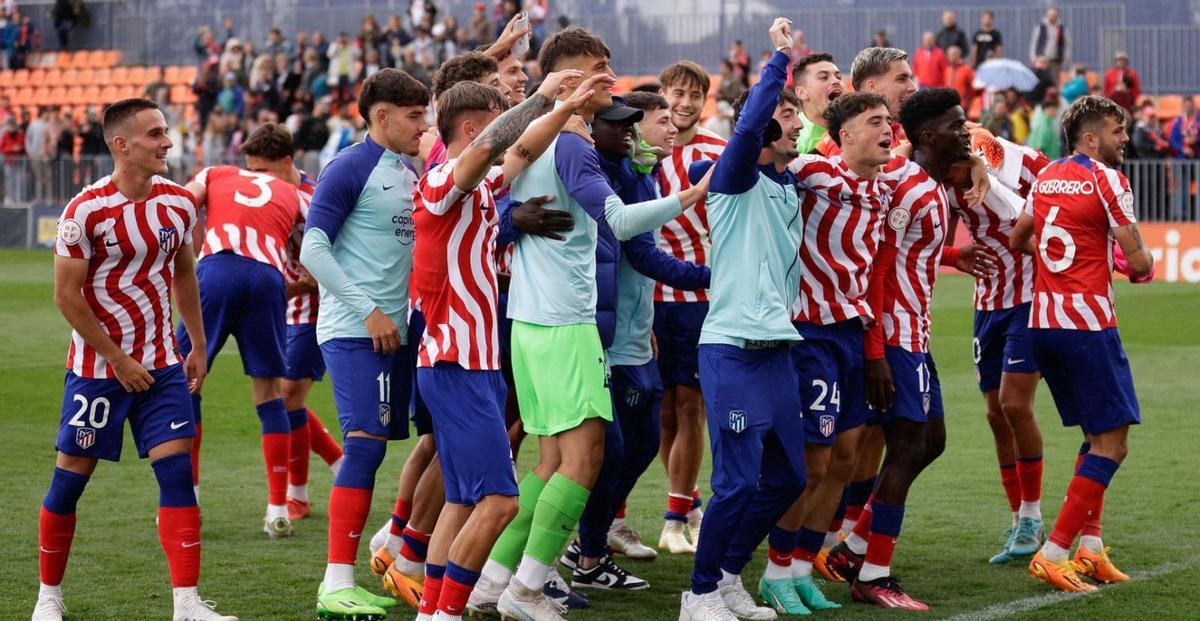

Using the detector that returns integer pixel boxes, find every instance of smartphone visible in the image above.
[512,12,531,58]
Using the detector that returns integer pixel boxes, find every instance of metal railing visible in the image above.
[1100,26,1200,95]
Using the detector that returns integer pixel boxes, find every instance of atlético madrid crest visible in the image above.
[378,403,392,427]
[819,415,835,438]
[158,226,178,253]
[75,427,95,450]
[729,410,746,434]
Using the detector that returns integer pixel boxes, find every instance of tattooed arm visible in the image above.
[1113,222,1155,280]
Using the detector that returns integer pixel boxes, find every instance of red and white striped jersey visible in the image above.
[878,156,949,353]
[193,165,304,274]
[947,175,1037,311]
[283,175,317,325]
[655,127,726,302]
[1026,154,1136,331]
[412,160,505,370]
[54,176,197,379]
[789,154,888,325]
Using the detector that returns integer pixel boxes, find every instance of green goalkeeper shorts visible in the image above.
[509,320,613,436]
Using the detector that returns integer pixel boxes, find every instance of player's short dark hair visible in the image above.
[631,81,662,94]
[792,52,836,84]
[101,98,160,144]
[358,68,431,125]
[899,87,962,148]
[239,123,295,161]
[432,52,500,98]
[1062,95,1128,151]
[731,88,801,126]
[659,60,710,95]
[436,81,509,144]
[625,91,669,112]
[538,26,610,78]
[851,47,908,91]
[825,92,889,147]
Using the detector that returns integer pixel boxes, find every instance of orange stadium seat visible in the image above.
[85,50,105,69]
[61,69,79,85]
[163,66,182,85]
[171,84,196,104]
[30,87,48,106]
[28,69,46,87]
[179,65,198,85]
[128,67,147,87]
[10,69,29,87]
[98,85,120,104]
[110,67,130,86]
[48,86,67,105]
[13,86,33,106]
[0,71,12,89]
[145,66,162,84]
[614,76,635,94]
[82,85,101,105]
[118,85,137,100]
[1158,95,1183,120]
[44,69,63,85]
[104,50,122,67]
[66,86,84,106]
[93,68,112,85]
[76,69,94,85]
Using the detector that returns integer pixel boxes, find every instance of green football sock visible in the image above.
[488,472,546,570]
[525,473,590,565]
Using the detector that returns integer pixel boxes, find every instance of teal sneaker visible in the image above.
[792,575,840,611]
[758,576,811,615]
[988,527,1015,564]
[1009,517,1045,557]
[316,586,388,621]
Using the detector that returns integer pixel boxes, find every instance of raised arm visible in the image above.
[500,72,614,183]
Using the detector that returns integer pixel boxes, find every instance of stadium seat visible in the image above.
[48,86,68,106]
[61,69,79,85]
[93,68,112,85]
[13,87,33,106]
[76,69,94,85]
[171,84,197,105]
[66,86,85,106]
[145,66,163,84]
[103,50,122,68]
[44,69,63,86]
[28,69,46,87]
[82,85,101,105]
[163,66,182,85]
[99,85,120,104]
[30,87,49,107]
[1158,95,1183,120]
[71,51,91,69]
[128,67,147,88]
[180,65,198,85]
[110,67,130,86]
[10,69,29,87]
[117,85,137,100]
[0,71,12,89]
[86,49,106,69]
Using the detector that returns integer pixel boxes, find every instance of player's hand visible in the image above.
[512,196,574,240]
[769,18,794,52]
[364,308,400,355]
[964,155,991,206]
[496,13,532,51]
[561,115,594,144]
[184,348,207,395]
[864,358,894,412]
[955,243,999,279]
[536,69,584,101]
[112,354,155,393]
[563,73,616,112]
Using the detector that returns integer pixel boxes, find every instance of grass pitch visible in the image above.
[1,247,1198,620]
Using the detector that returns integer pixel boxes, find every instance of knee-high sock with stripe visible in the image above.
[257,399,290,511]
[38,468,89,587]
[154,454,201,588]
[859,500,904,582]
[439,561,481,618]
[307,409,344,468]
[287,408,311,499]
[513,474,590,590]
[418,563,445,617]
[325,437,386,591]
[1045,454,1119,560]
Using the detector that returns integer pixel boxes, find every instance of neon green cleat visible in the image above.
[316,587,388,621]
[758,576,811,616]
[353,586,397,609]
[792,575,840,611]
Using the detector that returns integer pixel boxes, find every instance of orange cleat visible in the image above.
[382,563,424,608]
[1028,550,1098,592]
[369,546,395,576]
[814,548,844,582]
[1074,546,1129,584]
[286,497,311,521]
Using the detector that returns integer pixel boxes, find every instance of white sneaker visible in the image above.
[467,574,507,618]
[719,579,777,620]
[687,508,704,545]
[609,520,657,560]
[659,520,697,555]
[368,519,392,555]
[172,588,238,621]
[262,515,293,538]
[679,590,737,621]
[31,588,65,621]
[496,581,566,621]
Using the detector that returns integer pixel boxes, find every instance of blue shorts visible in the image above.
[973,303,1038,392]
[792,320,869,445]
[406,309,433,436]
[56,364,195,461]
[1031,328,1140,435]
[417,364,517,505]
[878,347,945,425]
[321,338,413,441]
[284,323,326,381]
[653,301,708,388]
[177,252,286,378]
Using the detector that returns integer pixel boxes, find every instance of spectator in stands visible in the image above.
[359,14,383,55]
[24,106,50,203]
[1027,94,1062,159]
[249,55,283,119]
[716,60,744,105]
[77,107,104,180]
[970,10,1002,67]
[299,47,326,103]
[467,3,492,48]
[219,38,248,85]
[408,26,435,69]
[729,39,751,87]
[399,47,431,86]
[293,31,308,61]
[983,93,1014,142]
[1005,87,1031,144]
[913,31,948,89]
[217,71,246,119]
[310,31,329,70]
[1029,6,1069,79]
[221,16,236,43]
[0,97,11,126]
[326,31,360,105]
[1027,56,1057,106]
[201,106,229,166]
[791,30,813,61]
[525,0,548,45]
[870,29,891,49]
[50,107,75,201]
[264,27,291,59]
[1169,97,1200,159]
[52,0,75,50]
[294,99,330,174]
[1133,101,1172,159]
[936,11,968,56]
[1062,64,1088,104]
[194,26,218,62]
[1,116,26,201]
[361,48,383,80]
[1103,51,1141,103]
[275,52,302,117]
[193,58,221,132]
[1109,74,1137,113]
[7,10,34,70]
[946,45,975,114]
[495,0,519,41]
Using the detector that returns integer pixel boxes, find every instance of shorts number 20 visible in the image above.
[68,394,111,428]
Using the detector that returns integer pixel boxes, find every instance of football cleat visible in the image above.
[850,575,929,610]
[466,574,507,618]
[316,587,387,621]
[758,576,811,616]
[172,587,239,620]
[381,563,424,608]
[792,574,841,610]
[814,548,844,582]
[1074,546,1129,584]
[570,554,649,590]
[719,576,777,620]
[369,547,394,576]
[687,508,704,545]
[1028,550,1098,592]
[608,520,657,560]
[1009,518,1046,557]
[659,520,696,555]
[825,542,864,584]
[989,527,1016,564]
[367,520,391,556]
[497,582,567,621]
[262,515,293,539]
[679,590,739,621]
[286,497,311,521]
[31,589,66,621]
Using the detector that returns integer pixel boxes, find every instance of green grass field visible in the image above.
[2,247,1198,620]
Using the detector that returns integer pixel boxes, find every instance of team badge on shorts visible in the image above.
[819,415,835,438]
[378,403,392,426]
[922,393,931,414]
[75,427,95,450]
[624,386,641,407]
[158,226,179,253]
[729,410,746,434]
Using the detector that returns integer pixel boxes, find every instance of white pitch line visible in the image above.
[944,556,1200,621]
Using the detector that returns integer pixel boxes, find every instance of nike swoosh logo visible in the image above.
[1007,358,1026,365]
[560,524,573,531]
[105,240,120,247]
[170,421,189,430]
[40,546,60,554]
[349,531,362,538]
[382,184,396,191]
[181,541,201,548]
